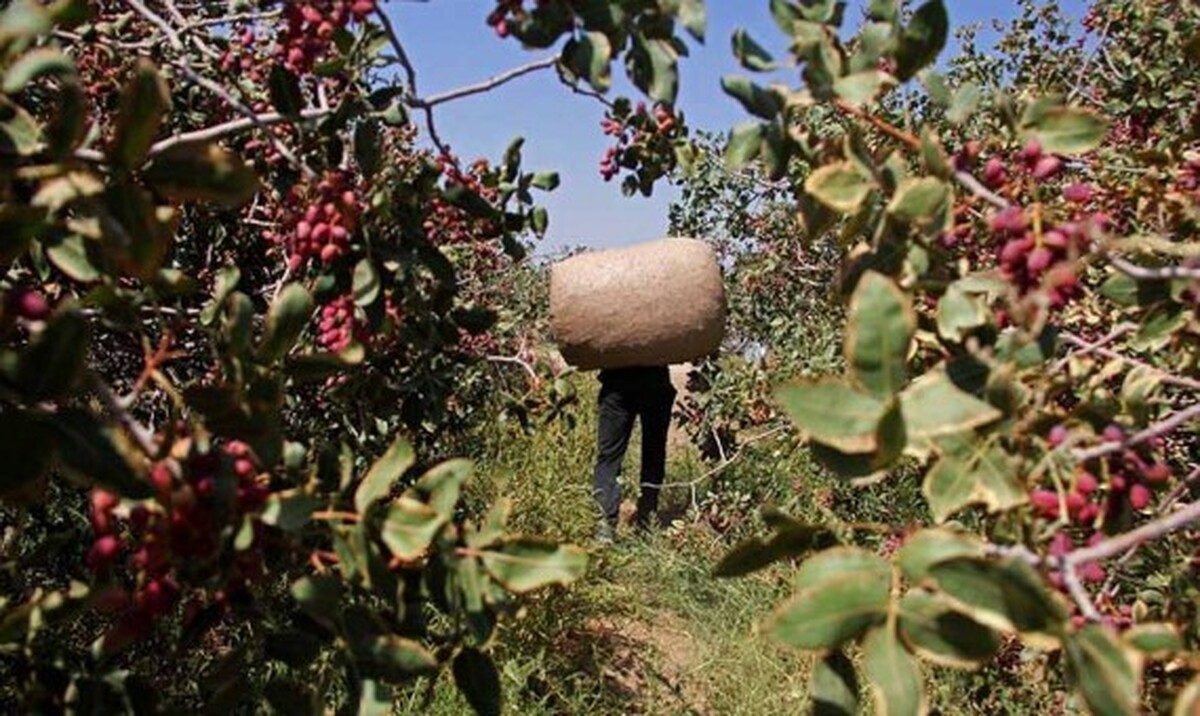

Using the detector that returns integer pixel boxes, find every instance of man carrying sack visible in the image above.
[548,238,726,543]
[593,365,676,540]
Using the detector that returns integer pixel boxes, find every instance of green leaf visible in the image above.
[562,31,613,92]
[0,0,51,41]
[928,557,1068,637]
[811,650,860,716]
[862,624,926,716]
[1065,625,1140,716]
[201,266,240,326]
[1173,674,1200,716]
[1123,623,1182,658]
[805,162,875,213]
[947,84,983,125]
[867,0,899,22]
[290,575,341,631]
[1026,107,1109,155]
[531,206,549,236]
[721,75,784,119]
[530,171,560,191]
[143,140,260,207]
[732,29,776,71]
[468,498,510,550]
[260,283,314,362]
[834,70,894,107]
[725,121,765,169]
[775,380,888,454]
[261,490,321,532]
[0,410,54,498]
[678,0,706,43]
[363,635,438,676]
[899,372,1002,444]
[846,271,914,398]
[850,22,895,73]
[415,459,472,520]
[1121,365,1163,425]
[354,119,383,178]
[922,445,1025,523]
[895,529,984,584]
[17,310,87,401]
[353,259,381,308]
[936,285,988,343]
[767,574,890,650]
[453,648,502,716]
[627,34,679,104]
[268,64,304,118]
[714,522,835,577]
[3,47,74,93]
[887,177,950,229]
[1099,273,1171,307]
[46,234,99,282]
[356,435,415,513]
[380,497,445,561]
[480,538,588,594]
[795,547,892,591]
[0,95,42,156]
[898,590,1000,668]
[769,0,800,35]
[110,60,170,168]
[894,0,948,81]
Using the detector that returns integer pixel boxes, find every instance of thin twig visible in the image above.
[954,169,1010,209]
[1059,557,1102,621]
[373,4,418,94]
[486,355,540,383]
[414,56,560,108]
[172,61,318,179]
[87,371,159,457]
[1073,403,1200,463]
[1066,500,1200,568]
[1060,331,1200,391]
[125,0,184,49]
[1053,324,1136,373]
[1108,255,1200,282]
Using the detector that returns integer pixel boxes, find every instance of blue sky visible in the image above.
[385,1,1088,254]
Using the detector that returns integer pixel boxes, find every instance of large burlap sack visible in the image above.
[549,238,726,370]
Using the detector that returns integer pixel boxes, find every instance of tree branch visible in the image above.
[1108,255,1200,281]
[414,56,560,108]
[1072,403,1200,463]
[1065,500,1200,568]
[1060,331,1200,391]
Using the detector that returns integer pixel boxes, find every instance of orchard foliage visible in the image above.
[692,0,1200,714]
[0,0,710,710]
[2,0,1199,714]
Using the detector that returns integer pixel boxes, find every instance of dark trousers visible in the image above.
[593,367,676,526]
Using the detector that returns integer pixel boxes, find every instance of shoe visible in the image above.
[594,520,615,546]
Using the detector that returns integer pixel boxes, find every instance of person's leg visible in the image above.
[594,382,635,528]
[636,382,676,525]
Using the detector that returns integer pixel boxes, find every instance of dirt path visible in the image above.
[557,607,712,715]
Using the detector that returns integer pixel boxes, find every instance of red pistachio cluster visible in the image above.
[88,440,271,646]
[485,0,558,39]
[267,171,363,270]
[424,158,502,246]
[277,0,377,74]
[599,102,679,182]
[315,294,366,353]
[990,202,1105,308]
[1031,424,1172,528]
